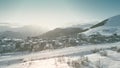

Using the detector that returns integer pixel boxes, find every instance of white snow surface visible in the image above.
[0,42,120,68]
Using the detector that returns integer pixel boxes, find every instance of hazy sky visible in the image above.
[0,0,120,29]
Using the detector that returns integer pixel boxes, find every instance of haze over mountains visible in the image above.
[0,15,120,39]
[0,21,95,39]
[0,25,48,39]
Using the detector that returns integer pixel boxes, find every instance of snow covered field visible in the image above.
[0,42,120,68]
[6,50,120,68]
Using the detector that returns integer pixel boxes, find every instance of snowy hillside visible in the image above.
[83,15,120,36]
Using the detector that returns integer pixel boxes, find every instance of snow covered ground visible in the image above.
[0,42,120,68]
[3,50,120,68]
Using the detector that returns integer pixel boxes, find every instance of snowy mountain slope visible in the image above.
[83,15,120,36]
[105,15,120,26]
